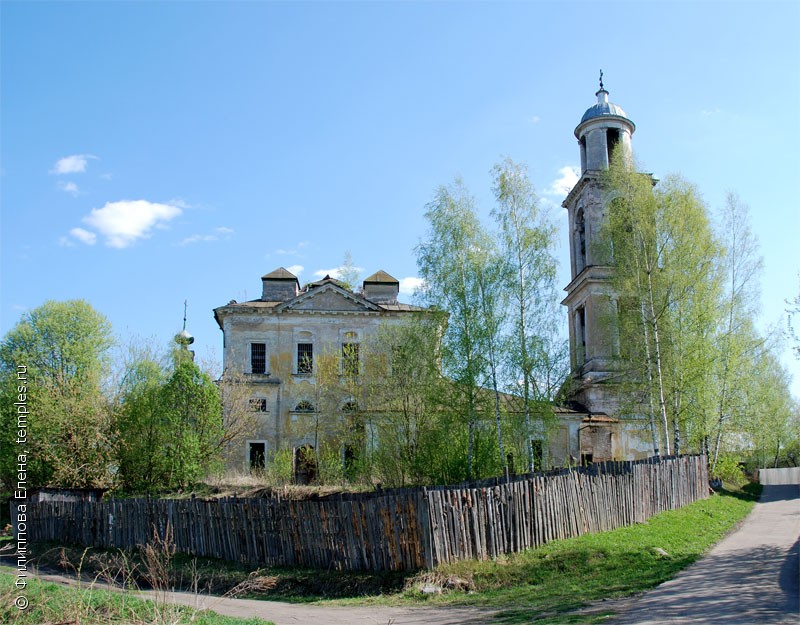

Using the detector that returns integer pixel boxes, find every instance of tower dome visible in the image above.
[578,91,632,126]
[574,72,635,173]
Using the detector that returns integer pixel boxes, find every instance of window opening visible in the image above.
[297,342,313,374]
[342,343,360,376]
[249,398,267,412]
[606,128,620,164]
[530,439,544,471]
[294,445,317,485]
[577,306,587,365]
[576,208,586,270]
[251,343,266,374]
[249,442,266,471]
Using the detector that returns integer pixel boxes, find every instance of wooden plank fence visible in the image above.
[24,455,707,571]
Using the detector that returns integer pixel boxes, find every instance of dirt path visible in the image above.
[30,569,498,625]
[607,484,799,624]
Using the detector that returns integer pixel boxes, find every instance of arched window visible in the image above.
[294,400,315,413]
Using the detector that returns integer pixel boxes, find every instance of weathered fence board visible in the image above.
[24,455,708,572]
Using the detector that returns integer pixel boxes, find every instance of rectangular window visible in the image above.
[251,343,266,374]
[249,398,267,412]
[297,343,313,374]
[342,342,360,376]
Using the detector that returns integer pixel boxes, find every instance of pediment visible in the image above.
[276,283,381,313]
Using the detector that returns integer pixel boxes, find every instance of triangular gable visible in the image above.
[275,282,382,313]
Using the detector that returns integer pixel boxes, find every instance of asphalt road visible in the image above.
[609,484,799,625]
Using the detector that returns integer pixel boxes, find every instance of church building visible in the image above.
[214,268,426,471]
[558,76,652,463]
[213,78,653,474]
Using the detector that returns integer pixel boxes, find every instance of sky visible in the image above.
[2,1,799,396]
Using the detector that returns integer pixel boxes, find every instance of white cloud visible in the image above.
[546,166,580,196]
[286,264,304,277]
[82,200,182,248]
[179,226,234,246]
[272,241,310,257]
[530,115,541,124]
[58,181,80,196]
[69,227,97,245]
[180,234,216,246]
[313,265,365,280]
[50,154,97,175]
[167,198,191,210]
[399,277,425,296]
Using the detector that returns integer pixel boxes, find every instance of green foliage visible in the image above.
[0,300,114,489]
[262,448,294,485]
[415,164,566,482]
[597,151,796,464]
[711,454,747,485]
[116,349,224,493]
[337,250,360,292]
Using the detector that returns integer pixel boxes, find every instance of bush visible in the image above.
[712,454,747,486]
[263,448,294,485]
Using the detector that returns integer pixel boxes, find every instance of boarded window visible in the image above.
[297,343,313,374]
[251,343,266,374]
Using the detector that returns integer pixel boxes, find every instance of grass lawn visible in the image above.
[0,570,275,625]
[373,483,762,624]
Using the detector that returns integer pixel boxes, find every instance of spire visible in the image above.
[596,69,609,103]
[175,299,195,347]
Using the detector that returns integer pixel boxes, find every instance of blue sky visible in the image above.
[2,1,799,396]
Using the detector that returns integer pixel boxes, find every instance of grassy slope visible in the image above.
[368,484,762,624]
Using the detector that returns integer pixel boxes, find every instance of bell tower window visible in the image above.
[606,128,620,164]
[576,208,586,272]
[576,306,587,366]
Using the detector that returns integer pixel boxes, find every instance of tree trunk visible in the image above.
[646,266,670,456]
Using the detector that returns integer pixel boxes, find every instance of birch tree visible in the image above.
[492,158,565,471]
[416,180,491,480]
[601,157,672,454]
[601,155,721,455]
[711,194,763,471]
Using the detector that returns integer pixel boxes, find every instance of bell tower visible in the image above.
[562,73,635,415]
